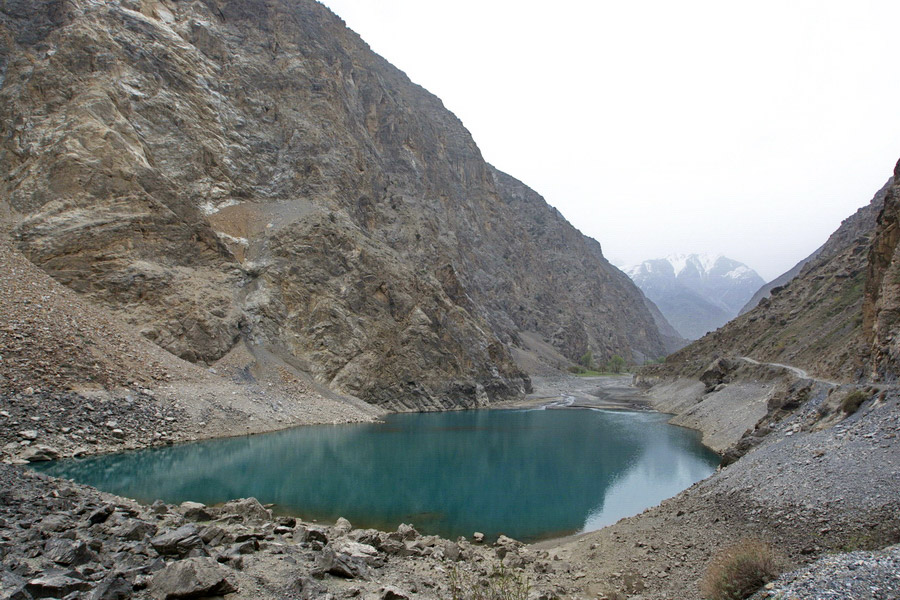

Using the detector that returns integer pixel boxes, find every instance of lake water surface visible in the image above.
[32,408,720,541]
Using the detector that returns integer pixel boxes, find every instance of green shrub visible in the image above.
[700,539,780,600]
[841,390,868,415]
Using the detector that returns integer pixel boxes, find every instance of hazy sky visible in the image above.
[321,0,900,281]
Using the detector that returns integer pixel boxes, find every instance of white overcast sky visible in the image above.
[321,0,900,281]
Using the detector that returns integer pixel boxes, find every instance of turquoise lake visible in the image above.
[32,408,720,542]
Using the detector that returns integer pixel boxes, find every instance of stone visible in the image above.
[88,504,115,524]
[44,538,96,566]
[149,500,168,515]
[299,526,328,545]
[334,540,380,566]
[295,576,327,600]
[0,570,31,600]
[20,445,59,461]
[148,557,236,599]
[26,574,92,598]
[118,519,158,541]
[219,497,271,524]
[334,516,353,535]
[314,546,369,580]
[473,532,485,544]
[180,502,212,522]
[87,575,132,600]
[39,514,74,533]
[17,430,38,441]
[391,523,419,542]
[149,525,205,557]
[381,585,411,600]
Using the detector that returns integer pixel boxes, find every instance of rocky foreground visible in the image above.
[0,462,574,600]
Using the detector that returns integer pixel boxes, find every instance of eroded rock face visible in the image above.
[0,0,666,408]
[863,160,900,381]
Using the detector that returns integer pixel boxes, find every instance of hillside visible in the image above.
[740,179,892,316]
[626,254,765,339]
[0,0,667,411]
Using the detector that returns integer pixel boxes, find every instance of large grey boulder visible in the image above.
[219,498,271,524]
[149,525,205,557]
[44,537,96,566]
[148,557,237,599]
[20,445,59,462]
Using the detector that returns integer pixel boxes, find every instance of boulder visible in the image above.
[149,557,237,599]
[117,519,158,541]
[88,504,115,524]
[87,575,132,600]
[44,538,96,566]
[150,525,205,557]
[180,502,213,522]
[381,585,411,600]
[314,546,369,579]
[388,523,419,542]
[333,540,380,566]
[0,570,30,600]
[20,445,59,462]
[334,517,353,535]
[26,573,92,598]
[219,498,271,524]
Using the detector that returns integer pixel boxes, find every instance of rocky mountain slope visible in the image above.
[626,254,765,339]
[643,182,886,383]
[0,0,667,411]
[740,179,892,316]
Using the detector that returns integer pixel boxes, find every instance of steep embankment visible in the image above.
[0,0,666,411]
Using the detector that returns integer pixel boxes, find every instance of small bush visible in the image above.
[448,565,530,600]
[700,539,780,600]
[841,390,868,415]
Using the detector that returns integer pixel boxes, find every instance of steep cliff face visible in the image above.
[647,176,886,383]
[863,163,900,381]
[0,0,667,409]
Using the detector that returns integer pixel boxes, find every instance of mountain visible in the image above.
[649,174,888,382]
[0,0,667,410]
[741,179,893,315]
[625,254,765,339]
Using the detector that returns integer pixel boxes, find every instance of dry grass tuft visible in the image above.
[700,538,780,600]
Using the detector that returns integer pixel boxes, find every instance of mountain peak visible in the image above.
[625,254,766,339]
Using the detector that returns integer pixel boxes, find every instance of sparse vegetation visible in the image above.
[841,390,868,415]
[448,565,530,600]
[700,539,780,600]
[579,350,596,370]
[606,354,626,373]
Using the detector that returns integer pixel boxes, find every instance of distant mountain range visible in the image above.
[625,254,766,340]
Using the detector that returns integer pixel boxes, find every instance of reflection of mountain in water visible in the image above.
[581,418,719,531]
[32,409,719,542]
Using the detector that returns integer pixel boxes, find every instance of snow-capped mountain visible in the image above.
[625,254,766,340]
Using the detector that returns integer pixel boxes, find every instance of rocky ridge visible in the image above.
[0,0,667,411]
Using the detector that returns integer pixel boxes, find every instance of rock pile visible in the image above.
[0,464,568,600]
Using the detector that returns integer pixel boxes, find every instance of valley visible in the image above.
[1,0,899,599]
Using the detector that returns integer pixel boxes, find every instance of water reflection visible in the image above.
[32,408,719,542]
